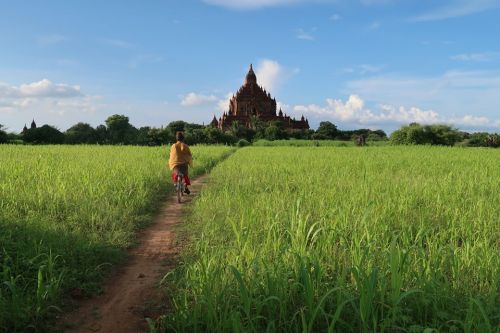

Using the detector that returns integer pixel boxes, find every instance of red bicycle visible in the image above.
[175,172,185,203]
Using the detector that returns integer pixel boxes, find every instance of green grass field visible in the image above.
[253,139,389,147]
[0,145,233,332]
[1,145,498,332]
[159,146,499,332]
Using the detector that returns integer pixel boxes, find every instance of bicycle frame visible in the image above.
[176,173,185,203]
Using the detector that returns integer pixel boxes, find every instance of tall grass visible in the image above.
[159,146,499,332]
[253,139,388,147]
[0,145,233,332]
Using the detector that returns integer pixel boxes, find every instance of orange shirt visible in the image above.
[168,141,193,170]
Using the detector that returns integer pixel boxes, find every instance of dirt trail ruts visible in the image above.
[62,175,207,333]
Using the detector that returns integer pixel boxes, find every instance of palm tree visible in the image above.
[230,121,240,137]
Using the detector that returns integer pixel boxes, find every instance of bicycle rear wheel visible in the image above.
[176,176,182,203]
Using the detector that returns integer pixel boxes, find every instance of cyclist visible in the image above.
[168,131,193,194]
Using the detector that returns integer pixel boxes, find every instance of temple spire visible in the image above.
[245,63,257,85]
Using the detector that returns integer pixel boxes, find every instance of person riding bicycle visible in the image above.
[169,131,193,194]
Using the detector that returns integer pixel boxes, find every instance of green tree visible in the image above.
[467,132,500,147]
[135,126,151,145]
[105,115,137,144]
[316,121,339,139]
[204,127,236,145]
[95,125,108,144]
[0,124,7,144]
[23,125,65,144]
[390,123,462,146]
[65,122,97,144]
[264,125,284,141]
[185,128,208,145]
[166,120,188,134]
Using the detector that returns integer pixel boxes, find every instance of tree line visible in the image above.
[390,123,499,148]
[1,117,498,147]
[0,116,387,146]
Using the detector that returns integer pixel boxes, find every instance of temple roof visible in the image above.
[244,64,257,85]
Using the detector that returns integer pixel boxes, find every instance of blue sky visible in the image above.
[1,0,499,133]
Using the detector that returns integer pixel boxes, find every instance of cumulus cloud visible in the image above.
[0,79,103,126]
[181,92,218,106]
[217,92,233,112]
[294,94,437,125]
[276,101,291,113]
[255,59,299,92]
[0,79,81,99]
[450,115,491,126]
[255,60,283,91]
[293,94,498,129]
[344,70,500,122]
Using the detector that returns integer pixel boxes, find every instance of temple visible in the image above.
[210,64,309,131]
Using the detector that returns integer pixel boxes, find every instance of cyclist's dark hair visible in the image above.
[176,131,185,142]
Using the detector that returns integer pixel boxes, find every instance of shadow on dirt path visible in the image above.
[61,175,208,333]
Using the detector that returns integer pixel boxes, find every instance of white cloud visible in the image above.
[411,0,500,22]
[296,28,316,40]
[293,94,499,129]
[255,60,282,91]
[0,79,103,127]
[181,92,218,106]
[255,59,299,91]
[451,52,500,62]
[344,70,500,121]
[0,79,81,99]
[277,101,291,113]
[294,94,438,125]
[217,92,233,112]
[451,115,490,126]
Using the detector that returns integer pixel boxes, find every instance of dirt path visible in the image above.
[62,175,207,333]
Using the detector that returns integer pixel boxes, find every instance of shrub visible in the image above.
[390,123,463,146]
[236,139,251,147]
[0,125,7,144]
[467,132,500,148]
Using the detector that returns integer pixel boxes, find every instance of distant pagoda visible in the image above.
[210,64,309,130]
